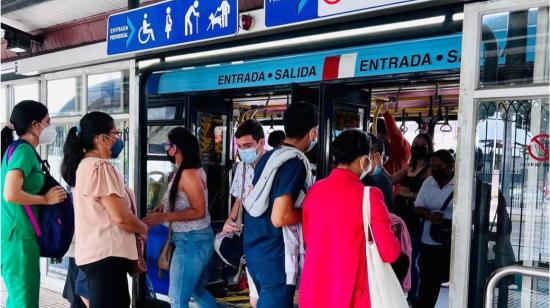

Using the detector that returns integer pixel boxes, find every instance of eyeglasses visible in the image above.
[108,130,123,138]
[162,142,174,151]
[103,131,122,140]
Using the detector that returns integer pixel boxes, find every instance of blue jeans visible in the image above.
[169,227,217,308]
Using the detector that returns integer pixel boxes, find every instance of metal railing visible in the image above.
[485,265,550,308]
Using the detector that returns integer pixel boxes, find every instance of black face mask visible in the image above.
[166,150,176,164]
[432,168,448,183]
[411,146,429,160]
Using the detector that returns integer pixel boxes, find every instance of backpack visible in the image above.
[6,140,75,258]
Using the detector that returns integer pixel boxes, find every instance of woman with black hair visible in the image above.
[414,149,456,308]
[143,127,217,308]
[1,100,68,308]
[61,111,147,308]
[299,129,401,308]
[391,132,434,302]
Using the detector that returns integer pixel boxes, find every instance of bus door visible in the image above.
[318,83,371,179]
[187,95,233,223]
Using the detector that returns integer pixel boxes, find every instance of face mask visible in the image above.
[411,146,429,160]
[110,137,124,159]
[432,168,448,183]
[372,165,383,176]
[166,150,176,164]
[37,124,57,145]
[306,138,317,153]
[360,156,372,180]
[238,147,258,164]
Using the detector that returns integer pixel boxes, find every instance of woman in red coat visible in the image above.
[300,129,401,308]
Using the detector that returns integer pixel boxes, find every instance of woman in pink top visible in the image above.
[300,129,401,308]
[61,112,147,308]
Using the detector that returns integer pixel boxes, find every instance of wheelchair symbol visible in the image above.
[138,13,156,44]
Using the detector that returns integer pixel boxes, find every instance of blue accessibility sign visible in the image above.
[265,0,424,28]
[107,0,238,55]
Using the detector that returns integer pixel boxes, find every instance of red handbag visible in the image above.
[127,187,147,277]
[129,236,147,277]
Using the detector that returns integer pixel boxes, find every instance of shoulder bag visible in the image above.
[6,140,74,258]
[158,185,175,278]
[429,192,453,245]
[362,187,409,308]
[127,187,147,277]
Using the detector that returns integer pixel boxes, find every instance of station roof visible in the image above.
[1,0,262,33]
[1,0,263,61]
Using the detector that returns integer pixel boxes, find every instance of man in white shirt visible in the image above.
[414,149,455,308]
[222,119,266,307]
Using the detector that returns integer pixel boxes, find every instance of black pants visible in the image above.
[79,257,131,308]
[415,244,451,308]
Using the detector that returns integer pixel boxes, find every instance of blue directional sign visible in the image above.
[107,0,238,55]
[265,0,425,28]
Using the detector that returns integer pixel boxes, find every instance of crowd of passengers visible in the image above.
[1,99,456,308]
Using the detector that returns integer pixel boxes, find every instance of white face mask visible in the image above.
[360,155,372,179]
[37,124,57,145]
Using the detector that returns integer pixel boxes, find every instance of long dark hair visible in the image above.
[167,127,202,210]
[61,112,115,187]
[1,100,48,159]
[410,133,434,169]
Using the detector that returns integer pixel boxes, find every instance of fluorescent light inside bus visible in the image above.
[166,16,446,63]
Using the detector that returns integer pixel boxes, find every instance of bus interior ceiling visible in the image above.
[223,79,460,148]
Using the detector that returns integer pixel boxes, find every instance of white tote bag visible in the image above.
[362,187,409,308]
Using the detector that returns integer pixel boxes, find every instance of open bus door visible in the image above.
[187,95,233,223]
[318,83,371,179]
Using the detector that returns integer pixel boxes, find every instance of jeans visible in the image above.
[62,257,87,308]
[79,257,131,308]
[169,227,217,308]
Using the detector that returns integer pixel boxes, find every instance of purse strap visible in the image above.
[362,187,376,246]
[439,192,454,212]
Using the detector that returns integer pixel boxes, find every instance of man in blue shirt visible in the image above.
[243,102,318,308]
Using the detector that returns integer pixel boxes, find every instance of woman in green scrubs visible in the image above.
[1,100,68,308]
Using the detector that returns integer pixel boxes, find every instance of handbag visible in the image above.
[157,225,174,278]
[158,183,175,278]
[429,192,454,245]
[362,187,409,308]
[215,162,246,267]
[127,187,147,276]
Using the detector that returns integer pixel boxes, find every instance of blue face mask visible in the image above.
[306,138,317,153]
[372,165,383,176]
[110,138,124,159]
[238,147,258,164]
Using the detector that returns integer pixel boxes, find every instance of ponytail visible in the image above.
[1,126,15,159]
[61,126,84,187]
[168,164,185,211]
[167,127,202,210]
[61,112,115,187]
